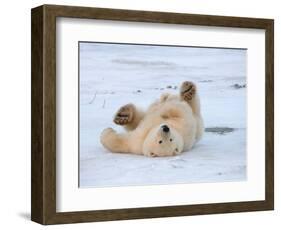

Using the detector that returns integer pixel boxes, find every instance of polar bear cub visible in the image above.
[100,81,204,157]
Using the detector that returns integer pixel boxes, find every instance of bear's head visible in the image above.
[143,124,184,157]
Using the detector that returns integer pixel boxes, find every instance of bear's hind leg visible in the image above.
[114,103,145,131]
[100,128,142,154]
[180,81,201,116]
[180,81,204,141]
[100,128,130,153]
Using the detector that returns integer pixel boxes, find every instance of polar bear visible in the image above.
[100,81,204,157]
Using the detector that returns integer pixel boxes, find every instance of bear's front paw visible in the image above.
[180,81,196,101]
[114,104,135,125]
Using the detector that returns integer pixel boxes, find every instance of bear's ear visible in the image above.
[173,148,179,156]
[160,93,170,102]
[143,149,152,157]
[143,143,155,157]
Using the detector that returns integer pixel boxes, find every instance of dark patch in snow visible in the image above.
[166,85,178,90]
[205,127,235,135]
[199,80,213,83]
[155,86,178,90]
[112,59,176,68]
[232,83,246,89]
[170,158,186,163]
[169,158,187,168]
[133,90,142,94]
[171,164,184,169]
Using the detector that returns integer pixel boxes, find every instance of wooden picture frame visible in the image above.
[31,4,274,225]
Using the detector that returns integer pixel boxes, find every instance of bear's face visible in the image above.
[143,124,184,157]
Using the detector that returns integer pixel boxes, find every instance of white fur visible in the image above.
[101,83,204,157]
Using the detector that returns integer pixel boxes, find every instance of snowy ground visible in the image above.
[79,42,247,188]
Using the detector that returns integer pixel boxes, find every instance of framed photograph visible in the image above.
[31,4,274,225]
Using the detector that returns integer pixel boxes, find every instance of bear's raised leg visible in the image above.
[100,128,142,154]
[180,81,204,141]
[100,128,130,153]
[180,81,201,116]
[114,103,145,131]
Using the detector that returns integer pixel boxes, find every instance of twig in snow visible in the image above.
[102,99,106,109]
[89,91,97,104]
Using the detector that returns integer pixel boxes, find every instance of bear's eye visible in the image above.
[170,138,173,142]
[159,140,162,144]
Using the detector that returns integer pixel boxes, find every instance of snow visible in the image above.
[79,42,247,188]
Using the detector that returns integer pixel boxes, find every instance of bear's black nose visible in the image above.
[162,125,170,133]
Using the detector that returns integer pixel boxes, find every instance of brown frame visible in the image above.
[31,4,274,225]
